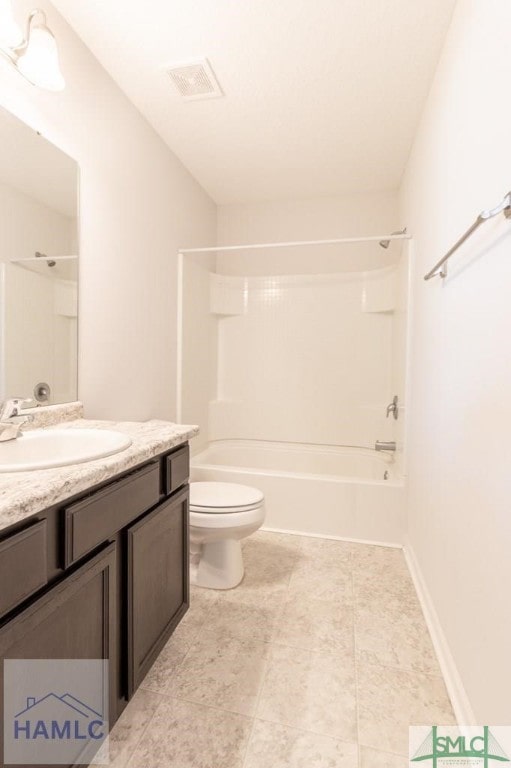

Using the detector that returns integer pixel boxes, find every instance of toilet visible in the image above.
[189,481,265,590]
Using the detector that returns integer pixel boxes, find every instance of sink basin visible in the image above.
[0,428,133,472]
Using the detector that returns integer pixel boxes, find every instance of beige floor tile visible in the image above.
[298,536,352,568]
[354,576,420,614]
[245,529,303,546]
[90,688,162,767]
[126,697,252,768]
[352,546,415,618]
[167,629,270,715]
[196,530,299,605]
[350,543,407,570]
[353,569,417,606]
[139,631,190,694]
[274,594,354,655]
[243,533,300,568]
[187,584,221,618]
[203,593,284,642]
[109,535,457,768]
[243,534,297,560]
[287,562,353,603]
[359,746,408,767]
[172,585,220,646]
[256,645,357,741]
[244,720,358,768]
[355,608,440,675]
[219,561,293,605]
[243,546,298,571]
[168,613,205,648]
[357,661,456,756]
[190,583,222,604]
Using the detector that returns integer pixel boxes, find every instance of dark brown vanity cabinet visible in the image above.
[0,441,190,758]
[127,486,189,696]
[0,543,116,768]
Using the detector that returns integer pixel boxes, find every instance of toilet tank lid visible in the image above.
[190,481,264,509]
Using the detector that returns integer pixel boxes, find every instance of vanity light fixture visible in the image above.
[0,0,22,47]
[0,4,65,91]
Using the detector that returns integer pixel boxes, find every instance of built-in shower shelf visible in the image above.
[210,274,245,316]
[361,267,397,313]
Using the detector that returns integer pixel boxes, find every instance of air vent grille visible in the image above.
[167,59,223,101]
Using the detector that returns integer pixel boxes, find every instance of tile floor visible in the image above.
[99,531,455,768]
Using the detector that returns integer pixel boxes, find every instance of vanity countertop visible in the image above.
[0,418,198,531]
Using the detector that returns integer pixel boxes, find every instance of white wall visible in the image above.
[400,0,511,722]
[217,192,401,275]
[0,0,216,421]
[180,253,218,453]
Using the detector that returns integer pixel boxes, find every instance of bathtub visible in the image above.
[191,440,405,545]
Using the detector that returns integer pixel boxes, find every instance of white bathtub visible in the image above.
[191,440,405,545]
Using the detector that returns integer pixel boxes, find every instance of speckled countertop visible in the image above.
[0,403,198,531]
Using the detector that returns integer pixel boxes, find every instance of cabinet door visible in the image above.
[127,487,189,697]
[0,543,116,768]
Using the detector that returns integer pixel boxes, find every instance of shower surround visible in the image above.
[181,242,410,544]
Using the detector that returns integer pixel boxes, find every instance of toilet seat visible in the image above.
[190,482,264,515]
[192,502,262,514]
[190,505,265,529]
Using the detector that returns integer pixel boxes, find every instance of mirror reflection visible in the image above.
[0,107,79,408]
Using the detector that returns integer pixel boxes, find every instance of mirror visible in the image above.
[0,106,79,409]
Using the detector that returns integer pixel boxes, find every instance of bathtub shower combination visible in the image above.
[192,440,405,545]
[179,233,410,547]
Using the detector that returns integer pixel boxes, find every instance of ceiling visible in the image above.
[53,0,457,205]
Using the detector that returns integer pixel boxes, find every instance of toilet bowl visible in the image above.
[189,481,265,590]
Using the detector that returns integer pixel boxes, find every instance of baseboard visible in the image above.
[403,539,476,726]
[261,525,403,549]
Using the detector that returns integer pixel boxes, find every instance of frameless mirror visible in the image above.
[0,106,79,409]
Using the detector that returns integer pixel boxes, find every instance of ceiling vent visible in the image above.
[167,59,223,101]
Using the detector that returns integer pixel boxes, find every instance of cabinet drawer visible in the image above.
[64,462,160,567]
[164,444,189,495]
[0,521,47,617]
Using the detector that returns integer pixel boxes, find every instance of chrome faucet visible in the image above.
[375,441,396,452]
[386,395,399,420]
[0,398,33,442]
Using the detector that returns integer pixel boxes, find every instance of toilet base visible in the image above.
[190,538,244,590]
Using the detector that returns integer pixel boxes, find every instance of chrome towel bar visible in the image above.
[424,191,511,280]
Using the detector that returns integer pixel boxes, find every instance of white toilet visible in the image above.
[189,481,265,589]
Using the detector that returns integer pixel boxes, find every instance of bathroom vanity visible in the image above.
[0,409,196,760]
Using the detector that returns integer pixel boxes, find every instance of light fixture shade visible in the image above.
[16,24,65,91]
[0,0,22,47]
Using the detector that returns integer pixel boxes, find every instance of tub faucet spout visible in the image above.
[375,441,396,452]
